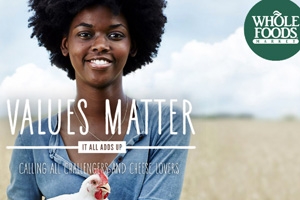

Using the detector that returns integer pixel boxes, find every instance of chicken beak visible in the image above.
[100,183,111,193]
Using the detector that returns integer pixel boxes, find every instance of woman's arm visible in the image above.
[138,105,191,200]
[7,134,42,200]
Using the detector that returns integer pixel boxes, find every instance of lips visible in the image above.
[85,57,113,70]
[90,59,109,65]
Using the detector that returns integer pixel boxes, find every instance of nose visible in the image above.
[91,35,110,53]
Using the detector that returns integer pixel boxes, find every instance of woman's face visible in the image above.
[61,5,132,89]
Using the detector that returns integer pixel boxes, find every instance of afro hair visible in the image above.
[28,0,167,80]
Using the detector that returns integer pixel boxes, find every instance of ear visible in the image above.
[130,41,137,57]
[61,36,69,56]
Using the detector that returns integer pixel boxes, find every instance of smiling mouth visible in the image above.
[87,59,112,69]
[90,59,111,65]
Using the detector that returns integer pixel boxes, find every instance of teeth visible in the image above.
[90,59,109,65]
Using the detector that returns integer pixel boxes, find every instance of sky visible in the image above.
[1,0,300,119]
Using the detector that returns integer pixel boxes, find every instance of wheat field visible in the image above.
[1,118,300,199]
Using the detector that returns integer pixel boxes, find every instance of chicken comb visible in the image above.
[94,168,108,184]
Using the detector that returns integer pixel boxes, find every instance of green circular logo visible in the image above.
[244,0,300,60]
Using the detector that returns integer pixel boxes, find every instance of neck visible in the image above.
[78,186,96,200]
[74,80,127,119]
[66,77,130,139]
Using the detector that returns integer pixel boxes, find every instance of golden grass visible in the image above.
[181,119,300,200]
[1,118,300,199]
[0,118,17,199]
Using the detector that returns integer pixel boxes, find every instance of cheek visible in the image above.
[69,44,87,66]
[114,43,131,62]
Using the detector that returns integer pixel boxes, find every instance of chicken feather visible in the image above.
[48,169,110,200]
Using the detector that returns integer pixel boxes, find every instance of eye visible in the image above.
[77,32,93,39]
[91,180,97,185]
[108,32,125,41]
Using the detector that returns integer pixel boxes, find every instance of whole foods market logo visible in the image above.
[253,10,299,44]
[244,0,300,60]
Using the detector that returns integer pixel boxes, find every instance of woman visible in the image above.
[7,0,191,199]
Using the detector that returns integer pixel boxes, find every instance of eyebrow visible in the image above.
[74,22,93,29]
[74,23,128,30]
[109,23,128,30]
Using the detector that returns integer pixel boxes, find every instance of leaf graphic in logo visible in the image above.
[273,10,282,16]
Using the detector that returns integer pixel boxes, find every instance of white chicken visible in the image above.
[48,168,110,200]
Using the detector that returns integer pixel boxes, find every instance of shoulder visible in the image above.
[135,99,192,136]
[136,99,184,120]
[17,115,58,146]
